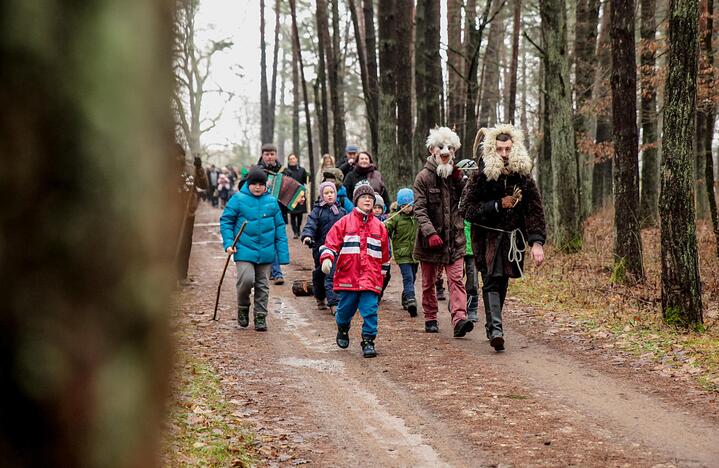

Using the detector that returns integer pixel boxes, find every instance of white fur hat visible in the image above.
[481,124,532,181]
[425,126,461,150]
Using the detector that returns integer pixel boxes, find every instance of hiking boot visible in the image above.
[453,319,474,338]
[490,333,505,351]
[237,306,249,328]
[401,295,408,310]
[273,277,285,285]
[436,288,446,301]
[316,298,328,310]
[336,324,350,349]
[361,335,377,358]
[254,314,267,332]
[406,297,418,317]
[424,320,439,333]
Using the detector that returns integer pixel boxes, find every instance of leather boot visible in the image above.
[361,335,377,358]
[453,319,474,338]
[424,320,439,333]
[487,292,504,351]
[237,306,250,328]
[467,294,479,322]
[336,323,350,348]
[405,296,418,317]
[254,314,267,332]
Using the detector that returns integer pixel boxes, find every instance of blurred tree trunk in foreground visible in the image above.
[0,1,175,467]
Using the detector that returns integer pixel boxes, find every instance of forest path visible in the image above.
[173,206,719,467]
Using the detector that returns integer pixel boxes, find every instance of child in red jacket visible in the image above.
[320,182,391,358]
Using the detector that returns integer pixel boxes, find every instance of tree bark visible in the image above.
[478,5,504,128]
[268,0,281,142]
[639,0,660,227]
[291,25,300,153]
[507,0,522,124]
[463,0,493,156]
[660,0,704,326]
[591,0,613,211]
[395,0,414,184]
[330,0,347,160]
[447,0,464,130]
[378,0,399,195]
[363,0,380,156]
[574,0,600,221]
[0,0,173,465]
[316,0,331,155]
[260,0,271,143]
[541,0,582,251]
[414,0,442,161]
[611,0,644,281]
[290,0,316,202]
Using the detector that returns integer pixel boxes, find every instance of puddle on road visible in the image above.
[279,357,345,374]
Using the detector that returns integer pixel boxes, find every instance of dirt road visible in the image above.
[174,207,719,467]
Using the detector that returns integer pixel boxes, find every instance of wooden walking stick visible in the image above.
[212,220,248,321]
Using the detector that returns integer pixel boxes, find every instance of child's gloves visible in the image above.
[427,234,444,249]
[321,258,333,274]
[302,237,314,248]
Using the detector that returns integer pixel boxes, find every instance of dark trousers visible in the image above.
[480,273,509,310]
[176,215,195,280]
[208,185,218,207]
[290,213,304,236]
[312,250,339,306]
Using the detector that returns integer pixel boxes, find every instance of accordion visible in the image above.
[267,172,306,209]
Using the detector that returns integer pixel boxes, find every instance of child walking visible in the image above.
[320,182,390,357]
[220,166,289,331]
[301,181,347,314]
[385,188,419,317]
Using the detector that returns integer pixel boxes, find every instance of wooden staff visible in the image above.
[212,220,248,321]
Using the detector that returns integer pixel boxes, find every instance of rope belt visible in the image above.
[472,223,528,278]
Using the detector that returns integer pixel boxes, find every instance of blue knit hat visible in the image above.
[397,188,414,207]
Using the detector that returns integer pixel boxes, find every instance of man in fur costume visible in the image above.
[459,124,546,351]
[413,127,475,338]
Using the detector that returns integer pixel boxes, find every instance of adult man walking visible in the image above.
[460,124,546,351]
[413,127,474,338]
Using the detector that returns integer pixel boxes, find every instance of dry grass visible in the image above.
[511,207,719,391]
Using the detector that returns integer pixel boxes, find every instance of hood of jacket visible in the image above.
[481,124,532,181]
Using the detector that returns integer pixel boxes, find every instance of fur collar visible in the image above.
[481,124,532,181]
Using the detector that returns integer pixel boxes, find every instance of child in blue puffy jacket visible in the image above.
[220,166,289,331]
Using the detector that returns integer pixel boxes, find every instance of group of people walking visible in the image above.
[212,123,546,359]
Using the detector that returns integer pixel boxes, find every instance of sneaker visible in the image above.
[273,277,285,285]
[490,334,505,351]
[424,320,439,333]
[254,315,267,331]
[453,319,474,338]
[316,298,328,310]
[405,297,418,317]
[361,336,377,358]
[237,307,249,328]
[336,324,350,348]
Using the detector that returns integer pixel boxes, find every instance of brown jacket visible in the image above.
[412,157,466,264]
[180,161,209,216]
[459,164,546,278]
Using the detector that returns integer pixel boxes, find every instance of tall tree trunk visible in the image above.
[316,0,331,155]
[639,0,660,227]
[695,0,709,220]
[414,0,442,162]
[507,0,522,124]
[268,0,281,142]
[378,0,399,196]
[395,0,414,187]
[349,0,372,156]
[592,0,613,211]
[260,0,271,143]
[291,28,300,153]
[363,0,380,156]
[539,60,555,236]
[574,0,600,221]
[700,0,719,256]
[611,0,645,281]
[463,0,493,156]
[478,5,504,128]
[290,0,316,202]
[0,0,173,465]
[541,0,582,251]
[447,0,464,130]
[277,43,288,159]
[660,0,703,326]
[330,0,347,160]
[520,34,529,138]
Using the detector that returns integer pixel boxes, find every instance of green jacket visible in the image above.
[385,211,418,264]
[464,220,473,256]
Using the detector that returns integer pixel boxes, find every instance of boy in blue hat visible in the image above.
[385,188,419,316]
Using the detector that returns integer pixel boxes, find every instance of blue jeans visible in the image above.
[398,263,418,299]
[271,252,283,279]
[336,290,379,338]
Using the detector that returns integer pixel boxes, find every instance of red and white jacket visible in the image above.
[320,208,391,294]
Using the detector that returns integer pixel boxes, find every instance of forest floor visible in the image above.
[163,205,719,467]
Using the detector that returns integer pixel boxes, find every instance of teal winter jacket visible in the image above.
[220,184,290,265]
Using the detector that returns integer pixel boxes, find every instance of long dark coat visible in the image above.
[413,157,466,264]
[459,165,546,278]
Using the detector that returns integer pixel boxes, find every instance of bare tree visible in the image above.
[639,0,660,226]
[507,0,522,124]
[316,0,331,154]
[447,0,464,130]
[660,0,703,326]
[414,0,442,160]
[173,0,233,157]
[260,0,281,144]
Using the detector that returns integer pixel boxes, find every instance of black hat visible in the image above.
[246,165,268,185]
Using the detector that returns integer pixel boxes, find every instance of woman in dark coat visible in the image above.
[284,153,309,238]
[343,151,390,204]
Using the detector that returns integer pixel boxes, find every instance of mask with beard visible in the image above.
[434,153,454,179]
[425,127,461,179]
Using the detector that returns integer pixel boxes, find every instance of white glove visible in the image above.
[321,258,333,274]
